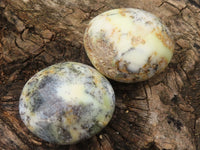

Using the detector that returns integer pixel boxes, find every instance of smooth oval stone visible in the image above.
[19,62,115,145]
[84,8,174,83]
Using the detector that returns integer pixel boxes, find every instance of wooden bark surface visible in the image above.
[0,0,200,149]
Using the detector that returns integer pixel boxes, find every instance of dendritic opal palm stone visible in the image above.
[84,8,174,83]
[19,62,115,145]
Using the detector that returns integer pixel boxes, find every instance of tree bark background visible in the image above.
[0,0,200,149]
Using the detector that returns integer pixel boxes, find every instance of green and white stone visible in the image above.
[19,62,115,145]
[84,8,174,83]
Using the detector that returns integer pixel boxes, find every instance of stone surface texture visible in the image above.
[84,8,174,83]
[19,62,115,145]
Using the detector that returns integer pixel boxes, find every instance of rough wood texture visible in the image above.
[0,0,200,149]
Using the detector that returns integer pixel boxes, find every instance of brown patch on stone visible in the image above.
[118,9,126,17]
[158,57,168,68]
[65,107,78,125]
[131,36,146,46]
[111,27,117,36]
[84,26,118,80]
[115,59,129,74]
[155,29,174,52]
[145,21,153,25]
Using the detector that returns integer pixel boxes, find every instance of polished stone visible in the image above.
[19,62,115,145]
[84,8,174,83]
